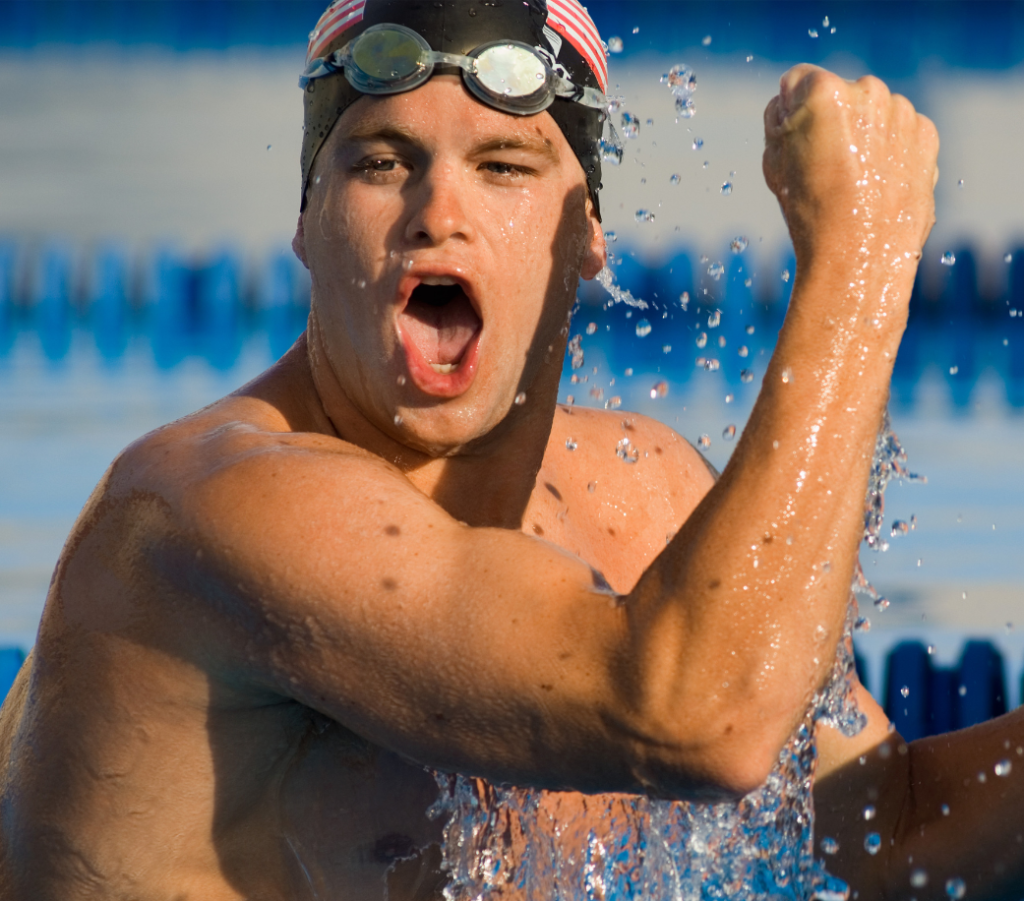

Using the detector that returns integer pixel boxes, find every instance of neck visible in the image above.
[304,315,566,531]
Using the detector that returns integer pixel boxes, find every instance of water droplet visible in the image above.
[959,684,967,696]
[874,597,890,611]
[949,365,959,375]
[707,261,725,280]
[945,878,966,899]
[730,236,749,254]
[624,368,633,376]
[996,759,1013,777]
[781,367,793,384]
[514,392,527,405]
[701,34,712,45]
[662,344,672,354]
[823,15,830,26]
[707,310,721,328]
[854,615,871,631]
[717,335,726,348]
[725,392,734,403]
[605,396,622,410]
[605,231,617,243]
[808,28,819,38]
[819,836,839,855]
[1005,252,1013,263]
[616,437,639,463]
[678,291,690,310]
[738,345,749,357]
[565,437,578,451]
[632,26,639,34]
[740,369,754,383]
[703,358,720,371]
[670,173,681,185]
[863,805,876,820]
[589,386,604,401]
[586,322,598,335]
[697,434,711,448]
[396,374,407,386]
[781,268,791,283]
[696,332,707,348]
[720,181,733,195]
[941,803,950,816]
[393,414,403,426]
[941,251,956,266]
[635,318,652,337]
[864,832,881,855]
[267,144,273,151]
[900,685,910,698]
[891,520,909,537]
[692,137,703,150]
[744,277,752,287]
[650,380,669,399]
[634,209,655,223]
[599,138,624,166]
[746,54,754,61]
[608,36,623,52]
[566,394,574,405]
[910,869,928,889]
[745,324,755,335]
[587,481,597,493]
[621,111,640,140]
[568,334,584,370]
[723,424,736,441]
[958,178,964,188]
[927,643,936,655]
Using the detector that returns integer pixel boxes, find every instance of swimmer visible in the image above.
[0,2,938,898]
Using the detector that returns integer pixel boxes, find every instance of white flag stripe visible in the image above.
[307,0,365,62]
[546,0,607,82]
[546,0,607,90]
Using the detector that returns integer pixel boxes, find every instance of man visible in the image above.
[0,1,939,898]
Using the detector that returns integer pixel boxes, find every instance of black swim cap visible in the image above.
[300,0,607,219]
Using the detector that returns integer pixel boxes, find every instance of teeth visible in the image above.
[421,277,458,286]
[430,363,457,374]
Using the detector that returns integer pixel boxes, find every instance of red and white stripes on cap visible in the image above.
[305,0,607,95]
[306,0,366,65]
[545,0,608,93]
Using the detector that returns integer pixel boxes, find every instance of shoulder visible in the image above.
[548,404,716,525]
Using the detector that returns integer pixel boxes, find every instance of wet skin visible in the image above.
[0,68,940,899]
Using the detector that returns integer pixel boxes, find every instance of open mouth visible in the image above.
[397,276,482,390]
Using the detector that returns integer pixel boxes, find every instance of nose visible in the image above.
[403,162,473,248]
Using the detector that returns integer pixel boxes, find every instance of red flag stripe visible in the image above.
[546,0,607,92]
[307,0,365,63]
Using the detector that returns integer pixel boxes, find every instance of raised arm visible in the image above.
[97,65,936,803]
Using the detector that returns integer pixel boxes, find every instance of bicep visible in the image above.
[173,446,633,789]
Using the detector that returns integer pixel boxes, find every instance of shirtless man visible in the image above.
[0,1,940,898]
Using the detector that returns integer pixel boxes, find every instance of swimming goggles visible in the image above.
[298,23,607,116]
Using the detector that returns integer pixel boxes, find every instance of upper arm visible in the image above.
[138,428,639,791]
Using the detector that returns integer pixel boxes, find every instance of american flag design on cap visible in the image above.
[307,0,366,65]
[545,0,608,93]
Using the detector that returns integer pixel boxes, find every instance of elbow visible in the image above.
[614,702,792,802]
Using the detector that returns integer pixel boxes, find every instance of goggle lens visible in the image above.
[473,43,548,101]
[351,29,426,82]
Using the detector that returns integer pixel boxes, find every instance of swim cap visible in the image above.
[300,0,607,219]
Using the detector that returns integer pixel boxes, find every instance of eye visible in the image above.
[354,157,399,172]
[480,161,530,179]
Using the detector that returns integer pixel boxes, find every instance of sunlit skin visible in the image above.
[0,66,956,900]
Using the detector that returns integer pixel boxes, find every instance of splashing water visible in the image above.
[428,411,918,899]
[596,267,649,310]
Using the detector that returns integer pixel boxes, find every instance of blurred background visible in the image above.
[2,0,1024,737]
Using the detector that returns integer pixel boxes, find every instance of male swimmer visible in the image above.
[0,1,943,898]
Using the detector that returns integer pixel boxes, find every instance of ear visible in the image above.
[580,199,606,281]
[292,213,309,269]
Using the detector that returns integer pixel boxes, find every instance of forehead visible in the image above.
[330,76,568,158]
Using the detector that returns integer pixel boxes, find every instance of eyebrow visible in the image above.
[340,126,560,164]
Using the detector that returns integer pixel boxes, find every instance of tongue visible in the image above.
[401,290,481,366]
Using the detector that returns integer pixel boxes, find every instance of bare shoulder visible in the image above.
[551,404,715,508]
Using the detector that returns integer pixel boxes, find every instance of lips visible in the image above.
[397,275,483,397]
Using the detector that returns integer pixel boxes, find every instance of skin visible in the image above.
[0,66,942,900]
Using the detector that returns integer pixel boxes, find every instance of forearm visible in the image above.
[619,254,912,793]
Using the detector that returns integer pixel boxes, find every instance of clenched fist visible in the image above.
[763,65,938,289]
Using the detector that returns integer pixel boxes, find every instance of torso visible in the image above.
[0,350,718,901]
